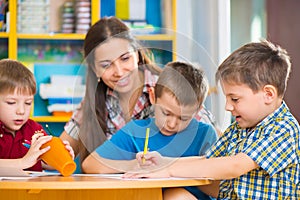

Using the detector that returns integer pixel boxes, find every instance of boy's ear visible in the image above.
[263,84,277,104]
[149,87,155,105]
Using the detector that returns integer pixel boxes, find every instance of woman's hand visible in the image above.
[62,140,75,160]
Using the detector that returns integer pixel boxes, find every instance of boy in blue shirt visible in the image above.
[124,40,300,199]
[82,61,218,199]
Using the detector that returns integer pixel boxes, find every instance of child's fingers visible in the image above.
[31,133,44,143]
[38,145,51,155]
[31,136,52,149]
[136,152,144,161]
[140,160,154,167]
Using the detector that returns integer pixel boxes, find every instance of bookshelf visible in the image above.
[1,0,177,129]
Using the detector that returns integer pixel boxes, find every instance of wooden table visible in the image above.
[0,175,212,200]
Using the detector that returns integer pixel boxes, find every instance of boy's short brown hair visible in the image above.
[0,59,36,95]
[155,61,208,107]
[216,40,291,97]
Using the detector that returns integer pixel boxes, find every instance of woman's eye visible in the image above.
[101,63,111,69]
[120,55,130,62]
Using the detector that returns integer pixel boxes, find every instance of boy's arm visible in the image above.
[168,152,258,179]
[124,152,257,197]
[124,152,258,180]
[82,152,139,174]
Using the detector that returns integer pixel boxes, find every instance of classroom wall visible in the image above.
[176,0,232,131]
[266,0,300,122]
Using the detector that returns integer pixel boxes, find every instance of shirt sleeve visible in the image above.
[95,126,137,160]
[242,121,298,176]
[63,103,83,140]
[64,118,80,140]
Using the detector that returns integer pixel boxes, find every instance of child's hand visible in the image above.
[124,167,171,179]
[62,140,75,160]
[136,151,163,168]
[22,133,52,169]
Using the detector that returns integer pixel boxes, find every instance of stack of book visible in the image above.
[18,0,50,33]
[39,75,85,117]
[61,1,75,33]
[75,0,91,34]
[0,0,8,32]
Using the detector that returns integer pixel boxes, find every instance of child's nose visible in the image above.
[16,104,25,115]
[167,116,178,129]
[225,101,233,111]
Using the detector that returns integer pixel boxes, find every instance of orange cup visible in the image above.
[40,137,76,176]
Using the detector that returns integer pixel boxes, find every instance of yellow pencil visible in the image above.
[142,128,150,164]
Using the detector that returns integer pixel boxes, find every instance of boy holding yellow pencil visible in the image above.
[82,61,218,199]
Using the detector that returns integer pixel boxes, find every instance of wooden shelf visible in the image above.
[0,32,9,38]
[30,116,70,123]
[17,33,86,40]
[136,34,175,41]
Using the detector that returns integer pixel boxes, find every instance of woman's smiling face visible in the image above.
[93,38,139,94]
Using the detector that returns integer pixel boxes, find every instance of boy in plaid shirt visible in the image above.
[124,40,300,200]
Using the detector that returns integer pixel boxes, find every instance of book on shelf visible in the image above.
[0,0,8,32]
[100,0,171,33]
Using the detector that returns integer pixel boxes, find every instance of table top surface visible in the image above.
[0,175,212,190]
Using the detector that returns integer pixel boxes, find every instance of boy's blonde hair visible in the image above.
[216,40,291,97]
[155,61,208,107]
[0,59,36,95]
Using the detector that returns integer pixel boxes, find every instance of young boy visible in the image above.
[124,40,300,199]
[0,59,74,171]
[82,61,218,199]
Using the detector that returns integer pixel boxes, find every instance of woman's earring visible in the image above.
[97,77,101,82]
